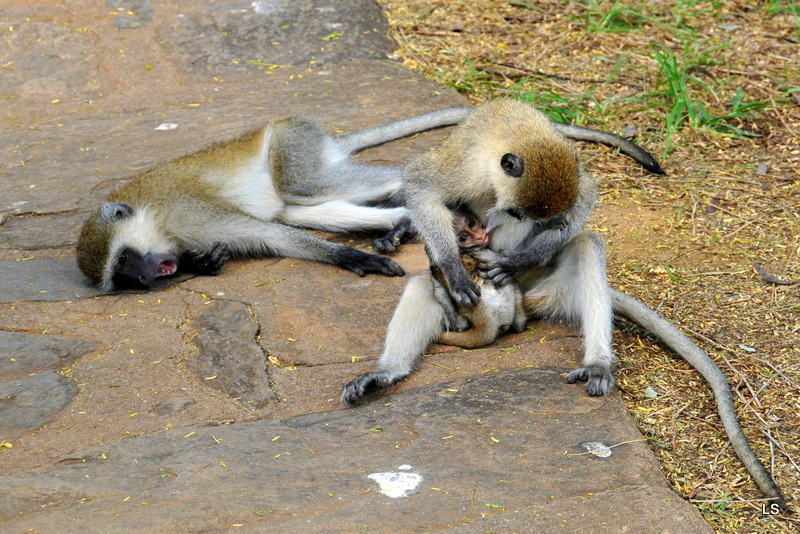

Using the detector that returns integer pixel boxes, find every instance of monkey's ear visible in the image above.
[100,202,134,222]
[500,153,524,178]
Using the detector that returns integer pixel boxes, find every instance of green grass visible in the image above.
[651,43,770,153]
[436,0,779,155]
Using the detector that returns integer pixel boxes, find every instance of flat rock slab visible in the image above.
[452,485,712,533]
[189,300,276,407]
[158,0,393,79]
[0,371,78,441]
[0,257,103,303]
[0,0,715,531]
[0,369,711,533]
[0,330,97,381]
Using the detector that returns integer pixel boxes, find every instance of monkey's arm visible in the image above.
[612,288,789,511]
[208,215,405,277]
[475,215,573,285]
[403,164,480,306]
[341,274,459,404]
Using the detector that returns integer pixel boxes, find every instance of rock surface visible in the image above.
[0,1,714,532]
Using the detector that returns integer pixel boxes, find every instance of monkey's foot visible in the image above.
[184,242,230,275]
[341,372,398,405]
[332,247,405,277]
[566,364,615,396]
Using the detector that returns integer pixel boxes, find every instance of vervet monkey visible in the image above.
[77,109,472,292]
[399,98,614,394]
[342,98,788,510]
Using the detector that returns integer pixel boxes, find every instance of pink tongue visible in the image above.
[156,261,177,277]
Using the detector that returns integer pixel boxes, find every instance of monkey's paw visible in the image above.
[566,365,615,396]
[185,242,230,275]
[341,372,397,405]
[471,249,517,286]
[446,267,481,307]
[373,218,414,254]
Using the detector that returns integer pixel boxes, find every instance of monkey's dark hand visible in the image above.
[566,364,616,396]
[183,242,230,275]
[471,249,521,287]
[341,372,398,405]
[444,265,481,307]
[332,247,405,277]
[373,217,416,254]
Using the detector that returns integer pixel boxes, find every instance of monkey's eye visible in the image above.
[467,219,476,229]
[501,153,524,178]
[458,233,468,243]
[118,253,128,265]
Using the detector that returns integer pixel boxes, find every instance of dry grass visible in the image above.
[375,1,800,531]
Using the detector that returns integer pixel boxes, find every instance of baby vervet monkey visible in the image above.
[435,210,527,349]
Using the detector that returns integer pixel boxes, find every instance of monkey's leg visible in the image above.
[277,200,407,233]
[523,232,615,396]
[341,274,454,404]
[438,326,498,349]
[280,165,403,206]
[512,289,528,333]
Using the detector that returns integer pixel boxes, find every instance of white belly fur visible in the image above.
[207,126,286,221]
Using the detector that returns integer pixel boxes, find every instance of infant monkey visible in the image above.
[434,210,527,348]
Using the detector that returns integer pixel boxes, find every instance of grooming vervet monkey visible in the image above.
[78,106,662,292]
[342,98,789,510]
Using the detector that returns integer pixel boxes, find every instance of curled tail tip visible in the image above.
[645,159,667,175]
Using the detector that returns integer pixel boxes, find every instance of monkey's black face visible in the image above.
[111,248,179,290]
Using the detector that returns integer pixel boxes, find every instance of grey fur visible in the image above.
[554,123,664,175]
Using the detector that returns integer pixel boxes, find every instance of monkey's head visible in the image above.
[77,202,178,292]
[471,99,581,221]
[494,138,580,221]
[452,210,488,249]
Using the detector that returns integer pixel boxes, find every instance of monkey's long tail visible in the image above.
[610,288,790,512]
[554,123,666,175]
[335,107,473,154]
